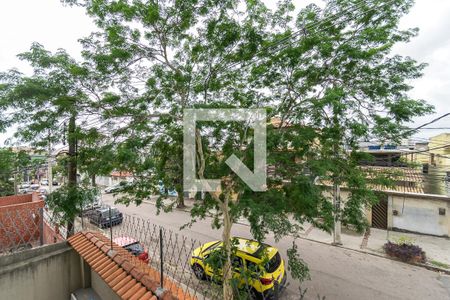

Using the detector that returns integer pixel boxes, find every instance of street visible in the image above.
[101,194,450,300]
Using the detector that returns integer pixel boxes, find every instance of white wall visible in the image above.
[391,196,450,236]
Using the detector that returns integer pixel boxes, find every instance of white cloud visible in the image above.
[393,0,450,139]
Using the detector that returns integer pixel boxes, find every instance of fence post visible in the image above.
[80,203,84,230]
[39,207,44,246]
[160,227,163,288]
[109,207,113,250]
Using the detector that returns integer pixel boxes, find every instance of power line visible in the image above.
[214,0,400,80]
[404,113,450,136]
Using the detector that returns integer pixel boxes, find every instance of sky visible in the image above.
[0,0,449,146]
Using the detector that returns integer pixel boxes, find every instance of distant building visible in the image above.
[412,142,429,165]
[428,133,450,167]
[322,166,450,237]
[95,171,134,187]
[357,142,410,167]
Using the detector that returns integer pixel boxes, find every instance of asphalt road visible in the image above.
[101,193,450,300]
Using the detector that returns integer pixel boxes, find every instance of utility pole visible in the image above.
[66,113,77,237]
[14,168,18,195]
[332,183,342,245]
[332,104,342,246]
[48,132,53,194]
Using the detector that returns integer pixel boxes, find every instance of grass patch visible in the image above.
[429,260,450,269]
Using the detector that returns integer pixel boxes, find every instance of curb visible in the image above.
[141,199,450,276]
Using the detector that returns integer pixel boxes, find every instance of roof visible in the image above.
[68,232,194,300]
[111,171,133,177]
[320,166,426,194]
[362,166,425,194]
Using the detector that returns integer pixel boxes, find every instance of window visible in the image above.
[232,256,244,272]
[265,252,281,273]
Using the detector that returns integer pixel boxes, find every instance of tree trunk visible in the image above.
[221,196,234,300]
[91,174,96,187]
[68,114,77,187]
[195,128,233,298]
[67,113,77,236]
[176,187,185,208]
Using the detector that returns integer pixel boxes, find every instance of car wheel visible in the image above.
[249,288,263,300]
[192,263,206,280]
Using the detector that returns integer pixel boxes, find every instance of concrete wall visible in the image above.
[91,270,121,300]
[390,194,450,237]
[327,188,450,237]
[0,243,82,300]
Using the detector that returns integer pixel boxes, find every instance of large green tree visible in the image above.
[0,44,113,234]
[0,148,31,196]
[64,0,431,298]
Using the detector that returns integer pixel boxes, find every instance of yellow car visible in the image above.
[190,237,287,299]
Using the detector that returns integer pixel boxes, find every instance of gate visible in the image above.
[371,196,388,229]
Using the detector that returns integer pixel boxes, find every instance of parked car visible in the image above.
[80,194,102,214]
[113,236,149,263]
[88,207,123,228]
[158,181,178,197]
[19,183,30,189]
[40,179,49,186]
[39,188,47,194]
[52,181,59,186]
[30,184,40,191]
[190,237,287,299]
[104,181,130,194]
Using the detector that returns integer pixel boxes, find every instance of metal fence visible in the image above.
[79,205,225,299]
[0,206,44,254]
[0,202,290,299]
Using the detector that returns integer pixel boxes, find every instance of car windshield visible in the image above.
[124,242,144,255]
[264,252,281,273]
[100,208,119,217]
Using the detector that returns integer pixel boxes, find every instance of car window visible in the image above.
[265,252,281,273]
[232,256,244,272]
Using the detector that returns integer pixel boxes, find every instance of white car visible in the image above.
[30,184,40,191]
[41,179,49,186]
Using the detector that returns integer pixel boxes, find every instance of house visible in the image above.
[428,133,450,167]
[326,166,450,237]
[411,142,429,165]
[96,171,134,187]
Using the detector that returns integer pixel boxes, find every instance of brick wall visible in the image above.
[43,222,65,244]
[0,194,33,207]
[0,194,45,252]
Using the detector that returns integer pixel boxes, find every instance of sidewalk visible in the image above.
[146,197,450,272]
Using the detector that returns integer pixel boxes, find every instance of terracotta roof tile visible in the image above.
[99,264,119,278]
[121,260,135,273]
[108,271,127,287]
[119,281,140,298]
[128,286,147,300]
[113,275,133,292]
[139,292,155,300]
[117,279,138,296]
[67,231,193,300]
